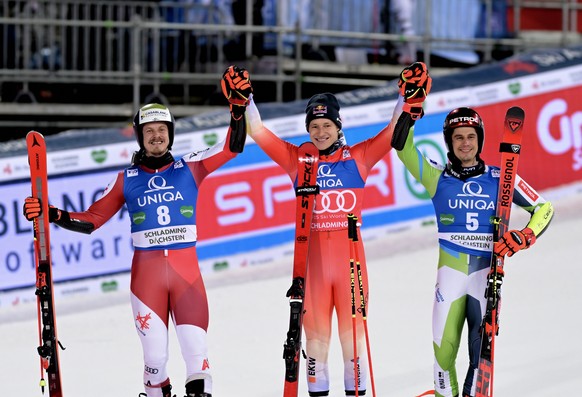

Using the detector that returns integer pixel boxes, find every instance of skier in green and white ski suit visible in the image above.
[392,63,554,397]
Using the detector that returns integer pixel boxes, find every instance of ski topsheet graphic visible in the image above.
[27,131,64,397]
[283,142,319,397]
[475,107,525,397]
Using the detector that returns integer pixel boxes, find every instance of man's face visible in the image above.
[451,127,479,166]
[308,118,339,151]
[142,122,170,157]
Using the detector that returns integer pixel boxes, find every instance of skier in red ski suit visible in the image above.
[23,74,251,397]
[222,65,424,396]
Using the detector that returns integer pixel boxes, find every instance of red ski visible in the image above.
[27,131,64,397]
[283,142,319,397]
[475,107,525,397]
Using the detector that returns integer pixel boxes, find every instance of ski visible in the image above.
[26,131,64,397]
[475,107,525,397]
[283,142,320,397]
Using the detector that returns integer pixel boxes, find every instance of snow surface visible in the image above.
[1,188,581,397]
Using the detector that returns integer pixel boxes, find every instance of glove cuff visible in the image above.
[230,104,246,121]
[49,206,63,222]
[522,227,536,248]
[402,103,424,120]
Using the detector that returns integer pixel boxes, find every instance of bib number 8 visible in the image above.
[157,205,171,225]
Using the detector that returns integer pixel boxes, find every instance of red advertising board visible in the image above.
[478,87,582,190]
[197,155,396,240]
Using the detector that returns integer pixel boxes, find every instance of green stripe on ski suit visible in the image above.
[437,245,469,273]
[433,293,465,397]
[526,201,554,237]
[433,247,471,397]
[396,125,441,198]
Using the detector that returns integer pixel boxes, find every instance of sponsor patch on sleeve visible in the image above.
[517,179,539,202]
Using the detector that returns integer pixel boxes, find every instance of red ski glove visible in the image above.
[23,196,41,221]
[494,227,536,257]
[221,65,253,121]
[222,65,252,105]
[398,62,432,120]
[23,196,62,222]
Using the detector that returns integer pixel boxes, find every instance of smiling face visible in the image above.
[142,122,170,157]
[451,127,479,167]
[308,118,340,151]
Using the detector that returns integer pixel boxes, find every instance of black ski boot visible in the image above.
[162,383,176,397]
[185,379,211,397]
[138,383,175,397]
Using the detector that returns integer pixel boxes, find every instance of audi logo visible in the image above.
[314,190,357,214]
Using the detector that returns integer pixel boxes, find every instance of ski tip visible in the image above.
[415,390,435,397]
[506,106,525,120]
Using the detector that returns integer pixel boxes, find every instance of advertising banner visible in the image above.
[1,47,582,299]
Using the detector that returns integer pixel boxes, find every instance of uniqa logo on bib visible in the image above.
[138,175,184,207]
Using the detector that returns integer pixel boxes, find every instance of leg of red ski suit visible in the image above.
[303,229,369,395]
[130,247,212,397]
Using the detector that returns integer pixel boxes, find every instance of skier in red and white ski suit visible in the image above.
[23,90,251,396]
[223,65,419,396]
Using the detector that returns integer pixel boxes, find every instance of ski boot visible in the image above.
[138,383,175,397]
[185,379,211,397]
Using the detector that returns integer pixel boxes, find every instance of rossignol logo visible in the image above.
[448,181,495,210]
[499,156,516,209]
[508,118,523,132]
[138,175,183,207]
